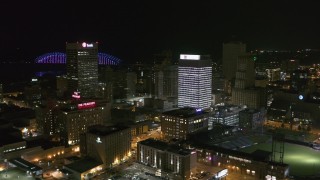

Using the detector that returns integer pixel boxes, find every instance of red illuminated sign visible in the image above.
[78,102,96,109]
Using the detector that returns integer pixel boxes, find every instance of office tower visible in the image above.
[161,107,209,140]
[105,67,137,100]
[66,42,98,98]
[232,55,266,109]
[80,125,131,167]
[163,65,178,98]
[155,65,178,99]
[222,42,246,80]
[178,54,212,109]
[234,55,255,89]
[155,71,164,99]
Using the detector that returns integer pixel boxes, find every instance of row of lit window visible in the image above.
[4,146,26,153]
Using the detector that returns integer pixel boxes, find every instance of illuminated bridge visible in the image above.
[35,52,122,65]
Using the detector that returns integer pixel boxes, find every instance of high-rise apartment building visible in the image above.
[222,42,246,80]
[66,42,98,98]
[178,54,212,109]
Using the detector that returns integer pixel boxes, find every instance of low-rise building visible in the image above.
[161,107,209,140]
[80,125,131,168]
[209,105,245,128]
[138,138,197,180]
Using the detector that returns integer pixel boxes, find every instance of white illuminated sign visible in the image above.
[81,42,94,48]
[96,137,102,143]
[180,54,200,60]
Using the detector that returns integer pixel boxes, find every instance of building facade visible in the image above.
[80,125,131,168]
[58,101,107,146]
[197,148,289,180]
[239,108,265,130]
[35,103,58,136]
[209,105,245,128]
[222,42,246,81]
[66,42,98,98]
[161,107,209,140]
[138,138,197,180]
[178,54,212,109]
[232,55,266,109]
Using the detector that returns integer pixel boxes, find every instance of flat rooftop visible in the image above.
[64,157,102,173]
[162,107,208,118]
[87,124,129,136]
[139,138,192,156]
[9,158,42,172]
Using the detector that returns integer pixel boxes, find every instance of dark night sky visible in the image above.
[1,0,320,62]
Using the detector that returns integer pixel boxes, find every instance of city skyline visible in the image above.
[1,1,320,62]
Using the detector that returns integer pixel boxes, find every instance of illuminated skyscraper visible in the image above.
[178,54,212,109]
[66,42,98,98]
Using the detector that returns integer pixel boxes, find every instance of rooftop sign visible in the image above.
[180,54,200,60]
[82,42,94,48]
[78,102,96,109]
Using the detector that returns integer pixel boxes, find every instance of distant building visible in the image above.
[80,125,131,168]
[239,108,265,130]
[161,107,209,140]
[178,54,212,109]
[232,87,267,109]
[104,67,137,100]
[291,69,308,91]
[222,42,246,81]
[137,138,197,180]
[56,76,68,97]
[209,105,245,128]
[268,91,320,126]
[282,59,299,74]
[35,101,58,136]
[66,42,98,98]
[266,68,281,82]
[155,65,178,100]
[232,55,266,109]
